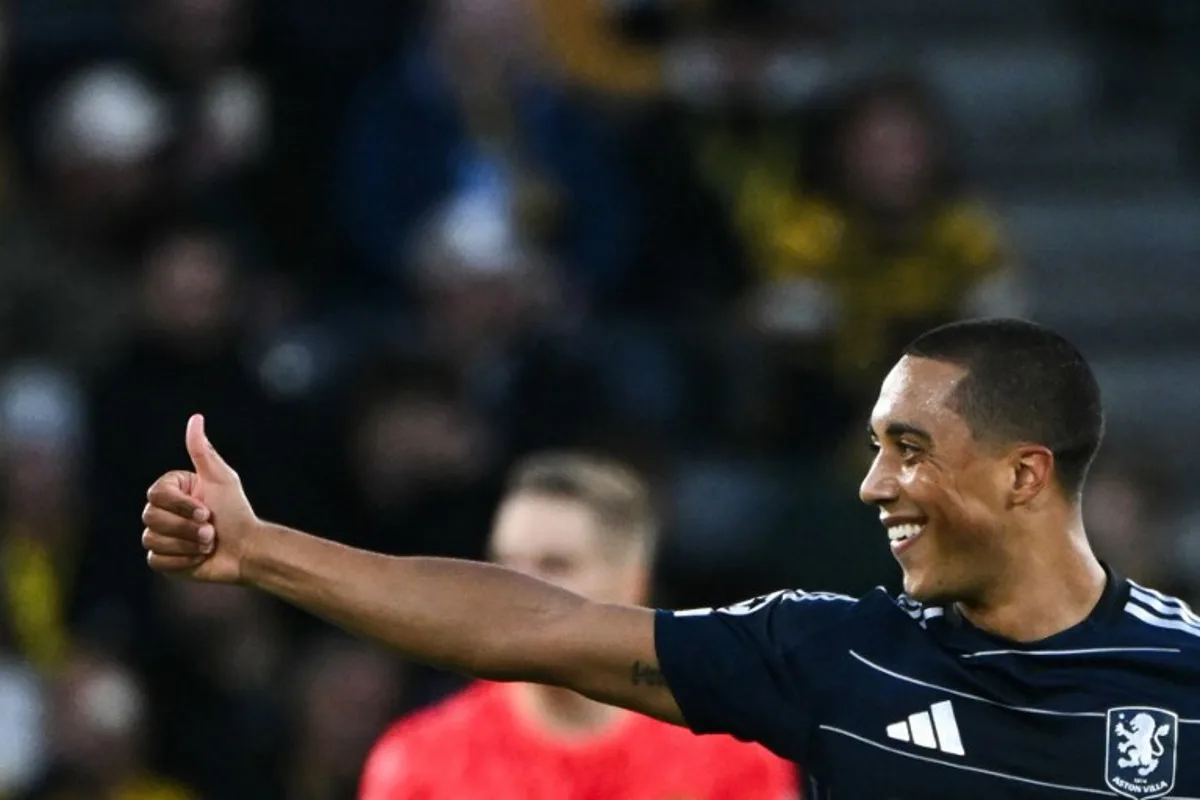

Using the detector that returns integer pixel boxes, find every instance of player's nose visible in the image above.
[859,457,900,506]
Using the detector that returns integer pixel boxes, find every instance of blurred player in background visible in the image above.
[358,453,797,799]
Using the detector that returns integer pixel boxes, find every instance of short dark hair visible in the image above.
[903,318,1105,497]
[507,452,657,560]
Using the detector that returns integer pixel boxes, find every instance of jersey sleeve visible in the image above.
[654,589,857,761]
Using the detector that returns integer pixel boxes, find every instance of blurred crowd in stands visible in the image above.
[0,0,1195,797]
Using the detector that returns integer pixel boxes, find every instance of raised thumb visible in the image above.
[185,414,238,483]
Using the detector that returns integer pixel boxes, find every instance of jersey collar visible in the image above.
[935,562,1129,652]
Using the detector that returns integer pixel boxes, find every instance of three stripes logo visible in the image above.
[886,700,966,756]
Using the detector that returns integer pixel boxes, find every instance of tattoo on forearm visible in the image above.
[631,660,666,687]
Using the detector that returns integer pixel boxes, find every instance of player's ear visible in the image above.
[1009,445,1054,505]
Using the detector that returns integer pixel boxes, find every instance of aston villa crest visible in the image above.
[1105,707,1178,799]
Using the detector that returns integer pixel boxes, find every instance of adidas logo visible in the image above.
[886,700,965,756]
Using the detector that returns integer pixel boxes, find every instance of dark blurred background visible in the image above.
[0,0,1198,797]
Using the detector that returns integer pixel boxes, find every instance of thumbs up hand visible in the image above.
[141,414,260,583]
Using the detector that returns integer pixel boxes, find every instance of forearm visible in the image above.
[241,521,597,682]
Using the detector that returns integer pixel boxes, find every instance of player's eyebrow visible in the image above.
[868,421,934,443]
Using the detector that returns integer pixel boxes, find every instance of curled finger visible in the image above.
[147,475,209,522]
[142,529,212,557]
[142,506,214,547]
[146,551,207,573]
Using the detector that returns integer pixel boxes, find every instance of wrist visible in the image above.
[237,518,274,587]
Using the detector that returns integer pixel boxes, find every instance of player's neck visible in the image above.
[957,513,1107,643]
[512,682,626,740]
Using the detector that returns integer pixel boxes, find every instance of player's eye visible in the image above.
[898,441,922,458]
[867,439,881,453]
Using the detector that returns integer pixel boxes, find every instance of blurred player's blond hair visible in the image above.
[506,453,658,562]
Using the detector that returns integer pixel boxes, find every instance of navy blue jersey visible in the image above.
[655,568,1200,799]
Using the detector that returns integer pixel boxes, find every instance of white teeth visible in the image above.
[888,523,924,542]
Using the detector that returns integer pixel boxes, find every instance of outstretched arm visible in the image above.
[246,525,681,722]
[141,415,682,724]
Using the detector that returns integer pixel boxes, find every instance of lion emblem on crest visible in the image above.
[1115,713,1170,776]
[1106,707,1178,799]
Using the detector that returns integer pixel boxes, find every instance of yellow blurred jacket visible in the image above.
[531,0,673,95]
[114,776,196,800]
[735,166,1008,381]
[1,525,73,672]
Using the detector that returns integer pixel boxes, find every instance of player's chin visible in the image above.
[892,521,939,583]
[900,567,927,600]
[901,560,962,606]
[897,554,940,603]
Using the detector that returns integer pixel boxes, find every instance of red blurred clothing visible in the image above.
[360,681,799,800]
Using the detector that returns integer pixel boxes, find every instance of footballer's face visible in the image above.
[489,493,646,606]
[860,356,1013,605]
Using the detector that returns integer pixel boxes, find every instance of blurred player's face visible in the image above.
[489,493,646,605]
[860,356,1013,605]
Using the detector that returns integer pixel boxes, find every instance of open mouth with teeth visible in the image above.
[887,522,925,552]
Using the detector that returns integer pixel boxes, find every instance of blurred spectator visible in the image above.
[659,451,897,608]
[1084,452,1179,590]
[251,0,423,291]
[738,72,1023,388]
[411,192,563,373]
[333,346,504,703]
[336,353,500,561]
[615,102,748,321]
[716,72,1023,454]
[0,65,165,372]
[136,0,250,75]
[0,657,45,796]
[146,581,289,798]
[131,0,269,198]
[8,0,266,257]
[72,224,326,667]
[336,0,638,311]
[0,364,86,674]
[284,635,401,800]
[618,16,837,447]
[34,64,173,256]
[0,64,147,371]
[531,0,671,96]
[398,194,686,452]
[19,651,195,800]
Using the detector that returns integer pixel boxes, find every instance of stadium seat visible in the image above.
[916,45,1097,133]
[968,123,1188,194]
[826,0,1055,33]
